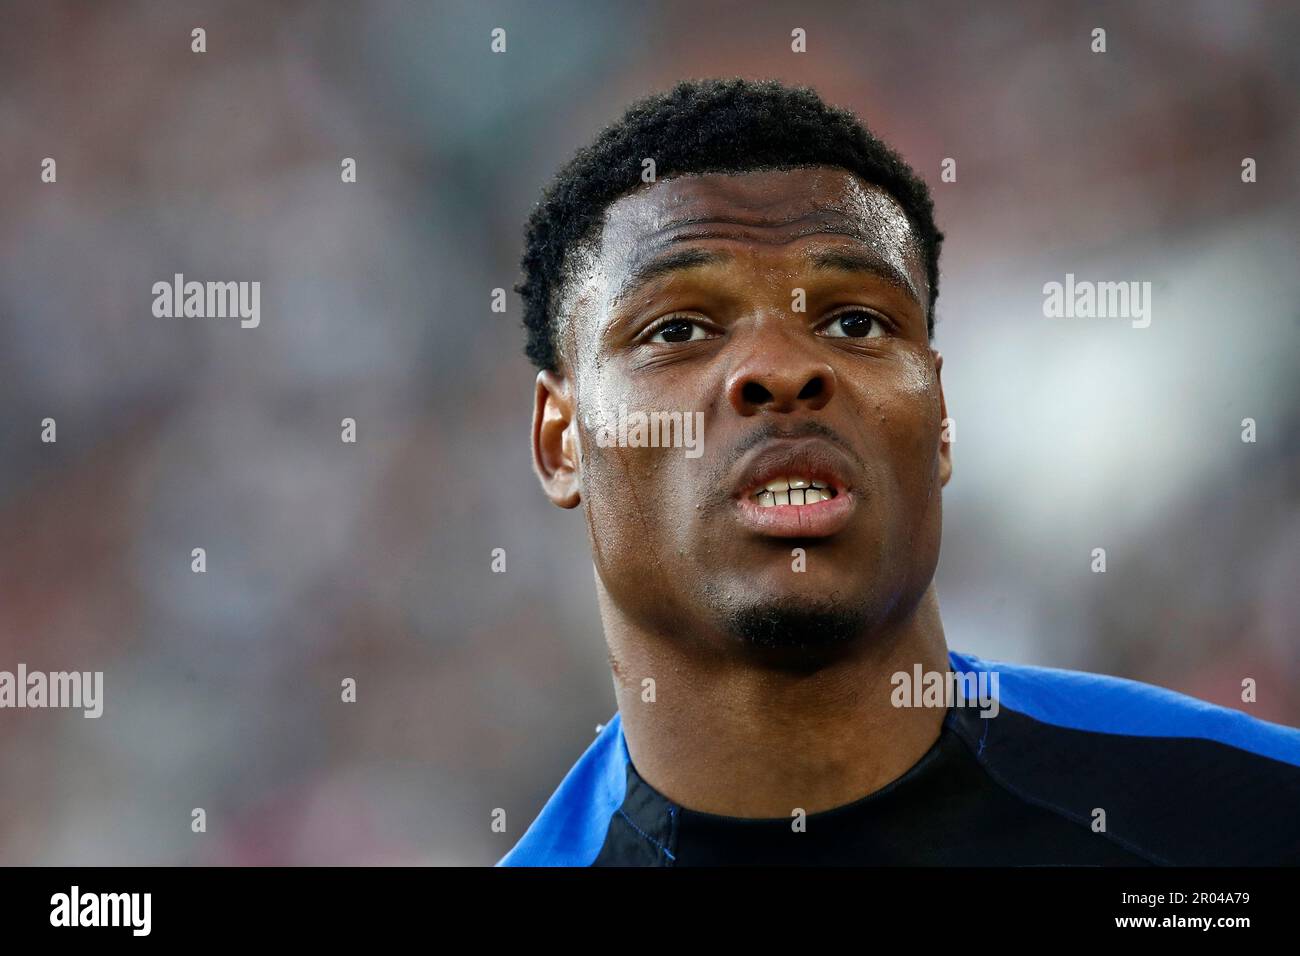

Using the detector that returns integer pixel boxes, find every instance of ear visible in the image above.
[934,350,953,488]
[532,369,582,508]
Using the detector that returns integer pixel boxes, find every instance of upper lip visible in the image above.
[731,436,860,500]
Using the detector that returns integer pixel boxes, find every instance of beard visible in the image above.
[717,593,872,668]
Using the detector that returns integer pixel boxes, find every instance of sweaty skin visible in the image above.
[531,166,954,817]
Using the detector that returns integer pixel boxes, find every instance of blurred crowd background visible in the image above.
[1,0,1297,864]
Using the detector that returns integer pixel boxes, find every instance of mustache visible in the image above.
[706,419,862,499]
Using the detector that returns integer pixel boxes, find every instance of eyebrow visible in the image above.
[610,243,921,310]
[805,247,920,303]
[611,247,728,308]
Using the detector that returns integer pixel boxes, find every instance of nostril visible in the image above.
[741,381,771,405]
[798,377,824,401]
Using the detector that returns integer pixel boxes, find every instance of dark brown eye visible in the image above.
[822,310,884,339]
[650,318,708,343]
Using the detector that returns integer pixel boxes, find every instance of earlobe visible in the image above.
[532,370,582,508]
[934,350,953,488]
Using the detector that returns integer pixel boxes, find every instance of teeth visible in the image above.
[752,476,837,507]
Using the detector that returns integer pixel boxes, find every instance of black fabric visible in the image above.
[945,704,1300,865]
[592,704,1300,866]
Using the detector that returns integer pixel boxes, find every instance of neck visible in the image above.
[597,581,950,817]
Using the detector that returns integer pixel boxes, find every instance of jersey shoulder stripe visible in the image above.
[948,649,1300,766]
[496,712,628,867]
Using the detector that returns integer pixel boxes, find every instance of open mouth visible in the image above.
[730,439,859,538]
[749,476,841,508]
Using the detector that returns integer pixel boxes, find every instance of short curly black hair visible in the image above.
[517,77,944,372]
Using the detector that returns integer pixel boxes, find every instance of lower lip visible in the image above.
[733,491,856,538]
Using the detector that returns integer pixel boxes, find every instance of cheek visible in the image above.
[575,368,703,551]
[579,432,684,568]
[874,352,943,487]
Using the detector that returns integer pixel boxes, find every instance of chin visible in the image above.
[720,595,872,657]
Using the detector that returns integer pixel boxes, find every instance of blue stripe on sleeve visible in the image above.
[948,649,1300,767]
[497,712,629,866]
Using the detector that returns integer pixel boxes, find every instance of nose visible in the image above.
[725,326,837,416]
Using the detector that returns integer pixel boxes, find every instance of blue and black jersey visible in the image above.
[498,650,1300,865]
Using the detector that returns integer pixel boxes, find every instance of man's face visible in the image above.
[532,166,951,660]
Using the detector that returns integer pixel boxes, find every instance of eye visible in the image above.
[820,309,886,339]
[648,316,711,343]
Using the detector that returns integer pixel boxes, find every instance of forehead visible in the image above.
[561,166,927,351]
